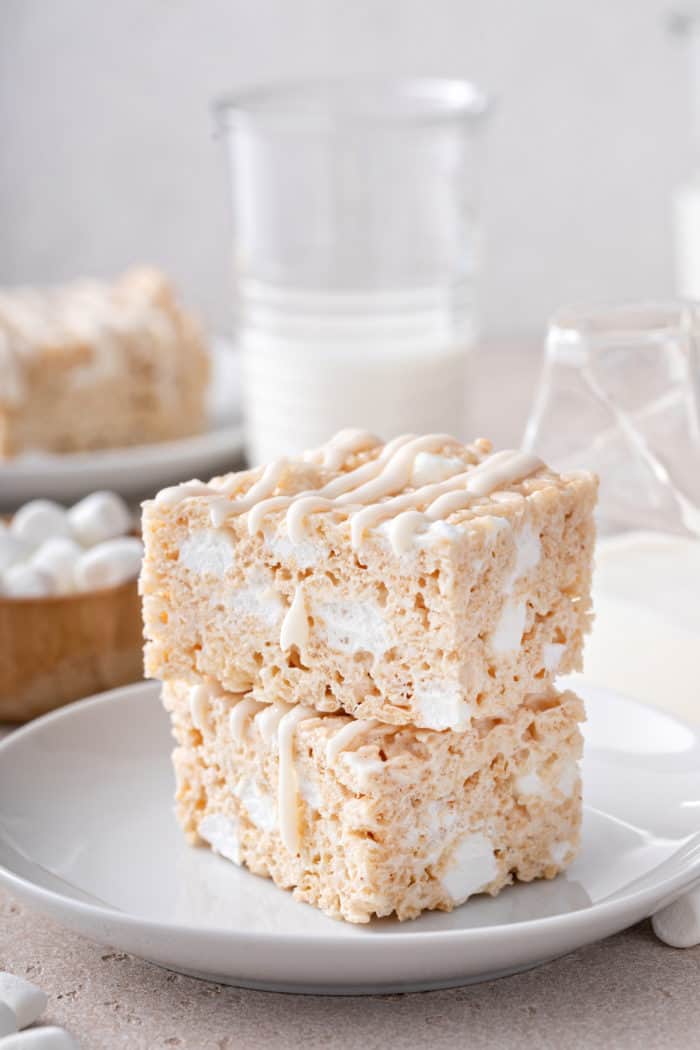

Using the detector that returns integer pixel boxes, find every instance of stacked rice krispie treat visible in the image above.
[141,430,597,923]
[0,267,209,457]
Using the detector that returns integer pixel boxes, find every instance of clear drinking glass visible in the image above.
[213,77,489,465]
[524,302,700,716]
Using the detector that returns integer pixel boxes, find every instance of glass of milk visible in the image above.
[213,77,489,465]
[525,302,700,720]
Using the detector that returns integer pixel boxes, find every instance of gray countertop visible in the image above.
[3,892,700,1050]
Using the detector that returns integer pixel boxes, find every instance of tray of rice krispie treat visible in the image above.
[141,430,597,731]
[0,269,243,507]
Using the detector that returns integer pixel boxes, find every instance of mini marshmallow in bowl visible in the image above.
[10,499,73,547]
[30,537,83,594]
[0,532,32,573]
[74,536,144,592]
[68,490,133,547]
[1,564,56,598]
[1,490,142,598]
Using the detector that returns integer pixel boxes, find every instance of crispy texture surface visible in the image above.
[142,439,596,729]
[165,680,584,923]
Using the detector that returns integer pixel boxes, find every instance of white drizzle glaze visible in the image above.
[280,584,309,657]
[287,497,337,543]
[385,510,432,554]
[255,701,292,745]
[277,705,315,853]
[210,458,289,526]
[326,718,380,763]
[245,433,417,535]
[157,431,545,556]
[320,428,381,471]
[156,481,215,508]
[188,683,211,731]
[353,449,543,550]
[229,697,265,741]
[332,433,454,505]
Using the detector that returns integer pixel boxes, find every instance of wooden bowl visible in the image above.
[0,579,143,722]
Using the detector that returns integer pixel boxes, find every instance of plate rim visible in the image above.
[1,680,700,950]
[0,421,245,477]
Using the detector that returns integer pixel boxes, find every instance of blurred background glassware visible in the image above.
[524,302,700,717]
[213,77,489,465]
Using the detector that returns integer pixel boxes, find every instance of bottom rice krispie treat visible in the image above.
[163,680,584,923]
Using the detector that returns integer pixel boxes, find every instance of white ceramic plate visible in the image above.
[0,681,698,995]
[0,340,244,509]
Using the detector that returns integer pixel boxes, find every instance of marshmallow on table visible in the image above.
[652,884,700,948]
[68,491,132,547]
[1,564,55,598]
[0,1029,78,1049]
[74,536,144,592]
[0,972,47,1030]
[0,1001,17,1038]
[10,501,72,548]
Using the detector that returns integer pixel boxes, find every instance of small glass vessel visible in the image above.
[213,77,490,464]
[525,302,700,716]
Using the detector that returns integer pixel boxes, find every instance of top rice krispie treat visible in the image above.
[141,430,597,730]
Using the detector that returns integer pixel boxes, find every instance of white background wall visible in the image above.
[0,0,692,339]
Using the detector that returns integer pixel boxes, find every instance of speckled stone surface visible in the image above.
[2,893,700,1050]
[1,344,698,1048]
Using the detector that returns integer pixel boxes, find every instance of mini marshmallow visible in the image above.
[652,885,700,948]
[0,534,32,574]
[0,1001,17,1038]
[73,536,143,591]
[10,500,72,548]
[30,538,83,595]
[68,490,132,547]
[0,972,47,1029]
[1,564,55,598]
[0,1028,78,1048]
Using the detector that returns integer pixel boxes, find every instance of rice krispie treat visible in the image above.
[142,431,597,730]
[0,267,209,457]
[164,678,583,923]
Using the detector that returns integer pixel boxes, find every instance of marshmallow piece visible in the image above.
[30,538,83,595]
[10,500,71,548]
[0,1028,78,1049]
[0,534,32,574]
[1,564,55,598]
[0,1002,17,1037]
[652,885,700,948]
[68,491,132,547]
[0,972,47,1029]
[73,536,143,591]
